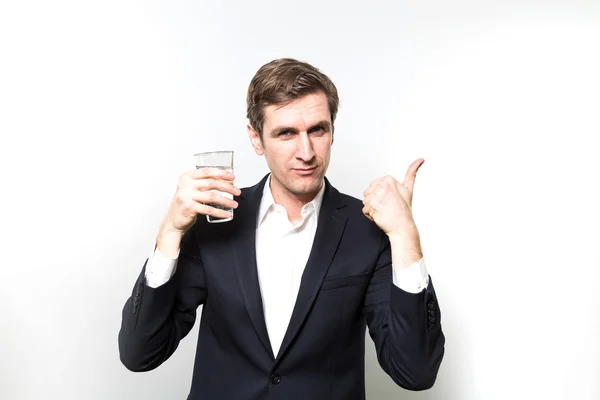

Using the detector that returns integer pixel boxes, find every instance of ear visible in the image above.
[331,124,335,146]
[247,121,264,156]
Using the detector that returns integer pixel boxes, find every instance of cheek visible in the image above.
[264,143,294,166]
[315,141,332,160]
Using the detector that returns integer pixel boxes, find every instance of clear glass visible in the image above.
[194,150,234,223]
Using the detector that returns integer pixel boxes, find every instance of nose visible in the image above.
[295,131,315,162]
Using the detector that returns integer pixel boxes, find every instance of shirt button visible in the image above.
[270,373,281,385]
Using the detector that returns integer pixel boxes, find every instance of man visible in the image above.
[119,58,445,400]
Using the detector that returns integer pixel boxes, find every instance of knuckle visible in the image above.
[179,172,190,183]
[197,179,211,191]
[207,192,218,202]
[181,200,192,212]
[215,180,226,190]
[175,190,186,203]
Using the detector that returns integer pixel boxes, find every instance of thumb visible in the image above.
[403,158,424,192]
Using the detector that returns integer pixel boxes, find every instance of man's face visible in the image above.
[248,91,333,201]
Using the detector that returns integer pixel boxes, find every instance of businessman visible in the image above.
[119,58,445,400]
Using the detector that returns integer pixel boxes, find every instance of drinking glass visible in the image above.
[194,150,234,223]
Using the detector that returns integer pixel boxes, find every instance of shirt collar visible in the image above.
[257,174,326,227]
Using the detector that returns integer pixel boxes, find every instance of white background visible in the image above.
[1,1,599,399]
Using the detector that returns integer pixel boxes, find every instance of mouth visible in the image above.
[293,167,318,176]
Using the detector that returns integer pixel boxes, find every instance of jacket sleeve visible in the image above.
[118,226,207,372]
[363,232,445,390]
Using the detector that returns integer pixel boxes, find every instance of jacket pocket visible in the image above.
[320,272,371,291]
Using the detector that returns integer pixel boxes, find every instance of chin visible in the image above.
[291,177,323,195]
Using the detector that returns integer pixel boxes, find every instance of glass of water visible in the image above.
[194,150,235,223]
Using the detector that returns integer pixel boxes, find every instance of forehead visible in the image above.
[263,92,330,131]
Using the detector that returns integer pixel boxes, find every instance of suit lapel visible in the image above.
[232,174,275,360]
[275,179,348,363]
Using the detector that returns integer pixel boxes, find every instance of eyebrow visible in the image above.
[268,120,332,136]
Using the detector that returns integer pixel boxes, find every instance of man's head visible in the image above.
[246,58,339,202]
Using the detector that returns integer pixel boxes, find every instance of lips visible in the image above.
[293,167,317,175]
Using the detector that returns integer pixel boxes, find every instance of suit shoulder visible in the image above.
[335,191,385,245]
[336,191,373,221]
[338,191,364,210]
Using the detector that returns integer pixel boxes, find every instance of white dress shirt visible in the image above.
[144,175,429,357]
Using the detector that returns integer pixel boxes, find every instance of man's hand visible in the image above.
[157,168,241,257]
[362,158,425,268]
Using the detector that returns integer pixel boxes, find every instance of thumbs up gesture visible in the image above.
[362,158,424,241]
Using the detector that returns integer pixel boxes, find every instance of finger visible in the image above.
[362,191,378,207]
[361,204,375,221]
[363,180,383,198]
[191,167,235,181]
[402,158,424,192]
[194,179,242,197]
[362,194,378,216]
[193,191,239,210]
[194,202,234,219]
[363,185,386,207]
[362,207,373,221]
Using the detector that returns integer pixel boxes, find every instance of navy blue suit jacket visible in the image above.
[119,175,445,399]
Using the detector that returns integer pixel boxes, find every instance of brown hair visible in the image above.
[246,58,339,137]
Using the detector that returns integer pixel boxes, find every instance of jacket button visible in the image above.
[270,373,281,385]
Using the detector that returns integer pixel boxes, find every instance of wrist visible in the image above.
[157,223,184,258]
[388,230,423,270]
[392,251,423,270]
[387,223,419,245]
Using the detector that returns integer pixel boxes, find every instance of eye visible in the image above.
[278,130,292,137]
[309,126,326,135]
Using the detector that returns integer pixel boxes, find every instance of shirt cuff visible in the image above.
[392,257,429,294]
[144,244,179,288]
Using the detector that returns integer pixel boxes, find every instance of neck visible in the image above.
[269,178,322,223]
